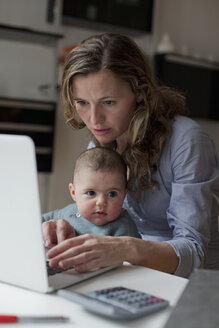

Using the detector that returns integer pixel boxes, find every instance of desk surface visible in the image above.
[0,264,188,328]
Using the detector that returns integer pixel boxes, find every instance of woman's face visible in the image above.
[73,70,138,148]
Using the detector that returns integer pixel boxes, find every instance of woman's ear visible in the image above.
[69,183,76,201]
[136,93,143,103]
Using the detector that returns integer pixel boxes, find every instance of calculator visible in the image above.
[58,286,169,320]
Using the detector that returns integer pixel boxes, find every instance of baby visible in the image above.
[42,147,140,243]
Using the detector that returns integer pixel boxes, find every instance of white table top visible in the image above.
[0,264,188,328]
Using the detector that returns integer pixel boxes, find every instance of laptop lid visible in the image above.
[0,134,119,293]
[0,134,49,292]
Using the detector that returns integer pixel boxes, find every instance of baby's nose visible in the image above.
[96,195,106,206]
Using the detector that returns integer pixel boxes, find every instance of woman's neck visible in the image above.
[96,131,128,154]
[116,131,129,154]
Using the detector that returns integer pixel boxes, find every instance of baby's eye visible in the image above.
[87,190,95,196]
[108,191,117,198]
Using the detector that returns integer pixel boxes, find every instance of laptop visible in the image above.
[0,134,119,293]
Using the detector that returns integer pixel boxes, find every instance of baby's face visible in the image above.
[70,168,127,225]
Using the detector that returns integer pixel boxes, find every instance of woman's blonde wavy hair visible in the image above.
[62,33,187,192]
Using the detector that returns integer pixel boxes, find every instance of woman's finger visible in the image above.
[58,251,101,271]
[48,238,98,267]
[56,219,76,244]
[48,235,124,270]
[47,234,95,258]
[42,221,57,246]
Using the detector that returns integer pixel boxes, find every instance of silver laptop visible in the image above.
[0,134,118,293]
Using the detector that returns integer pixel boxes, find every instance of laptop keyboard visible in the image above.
[46,261,72,276]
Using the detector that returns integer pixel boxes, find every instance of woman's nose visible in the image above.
[90,105,104,125]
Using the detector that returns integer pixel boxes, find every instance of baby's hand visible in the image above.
[42,219,76,247]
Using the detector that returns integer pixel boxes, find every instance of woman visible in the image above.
[44,33,219,278]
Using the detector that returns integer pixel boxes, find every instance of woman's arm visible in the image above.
[47,234,178,274]
[129,238,178,273]
[166,119,219,276]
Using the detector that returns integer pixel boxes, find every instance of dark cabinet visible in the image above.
[0,98,56,171]
[154,53,219,120]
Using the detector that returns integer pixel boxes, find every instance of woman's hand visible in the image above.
[47,234,132,272]
[42,219,76,247]
[46,233,179,274]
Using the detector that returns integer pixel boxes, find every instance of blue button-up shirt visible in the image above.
[90,115,219,277]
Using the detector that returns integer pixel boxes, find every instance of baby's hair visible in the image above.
[73,147,127,187]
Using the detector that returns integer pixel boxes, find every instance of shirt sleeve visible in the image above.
[41,209,58,222]
[166,126,219,277]
[41,204,76,222]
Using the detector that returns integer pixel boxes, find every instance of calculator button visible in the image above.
[88,287,168,315]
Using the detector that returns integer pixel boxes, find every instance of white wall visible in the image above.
[154,0,219,61]
[0,0,62,102]
[0,0,218,212]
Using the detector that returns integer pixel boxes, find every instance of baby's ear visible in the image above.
[69,183,76,201]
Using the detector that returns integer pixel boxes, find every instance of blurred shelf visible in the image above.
[0,97,56,172]
[0,23,63,46]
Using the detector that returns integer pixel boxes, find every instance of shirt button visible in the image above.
[76,212,81,218]
[130,207,134,211]
[139,218,143,222]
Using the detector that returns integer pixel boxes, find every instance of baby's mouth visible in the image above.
[95,210,106,216]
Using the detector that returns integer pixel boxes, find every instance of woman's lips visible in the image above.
[93,128,111,136]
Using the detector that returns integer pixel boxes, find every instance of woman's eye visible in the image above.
[103,100,115,105]
[108,191,117,198]
[87,190,95,196]
[75,100,87,106]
